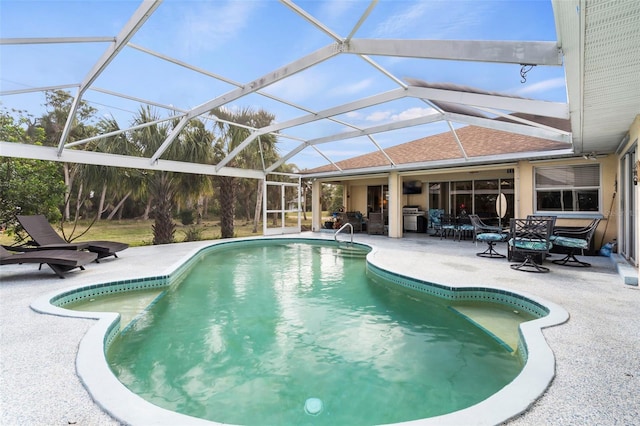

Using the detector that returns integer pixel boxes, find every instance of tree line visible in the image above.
[1,90,308,244]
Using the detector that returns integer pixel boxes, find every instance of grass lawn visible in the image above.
[1,215,315,248]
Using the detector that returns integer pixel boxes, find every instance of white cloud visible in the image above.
[373,2,430,38]
[317,0,359,23]
[373,1,493,40]
[268,73,374,102]
[513,78,567,96]
[267,70,329,103]
[327,78,374,97]
[391,107,436,121]
[356,107,436,124]
[178,1,258,54]
[365,111,392,122]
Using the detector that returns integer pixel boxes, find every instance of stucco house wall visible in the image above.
[517,155,617,247]
[322,155,617,251]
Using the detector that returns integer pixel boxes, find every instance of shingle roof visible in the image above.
[303,113,571,174]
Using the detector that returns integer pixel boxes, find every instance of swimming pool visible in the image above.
[33,237,569,425]
[104,241,526,424]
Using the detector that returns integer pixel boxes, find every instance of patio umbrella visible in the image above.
[496,193,507,228]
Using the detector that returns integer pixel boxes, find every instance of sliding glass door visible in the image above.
[620,145,637,265]
[428,178,514,226]
[367,185,389,215]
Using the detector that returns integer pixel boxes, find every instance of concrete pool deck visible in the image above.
[1,232,638,425]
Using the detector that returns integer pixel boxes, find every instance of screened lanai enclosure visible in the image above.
[1,0,638,234]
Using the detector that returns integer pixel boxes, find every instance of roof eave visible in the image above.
[302,149,577,179]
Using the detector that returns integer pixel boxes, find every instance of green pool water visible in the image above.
[68,288,163,328]
[105,241,526,425]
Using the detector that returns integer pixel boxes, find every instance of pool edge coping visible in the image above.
[30,235,569,426]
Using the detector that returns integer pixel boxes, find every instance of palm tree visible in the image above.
[300,176,312,221]
[132,107,173,244]
[173,119,214,224]
[149,172,176,245]
[210,107,278,238]
[133,106,213,244]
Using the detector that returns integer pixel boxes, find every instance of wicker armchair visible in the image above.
[344,211,365,232]
[367,212,385,235]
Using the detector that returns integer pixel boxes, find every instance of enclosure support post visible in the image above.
[312,180,322,232]
[388,172,402,238]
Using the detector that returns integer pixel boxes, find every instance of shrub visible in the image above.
[180,210,195,225]
[182,225,203,242]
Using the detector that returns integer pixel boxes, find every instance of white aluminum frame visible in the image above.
[0,0,572,177]
[263,174,302,236]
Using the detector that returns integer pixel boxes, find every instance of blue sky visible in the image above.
[0,0,566,170]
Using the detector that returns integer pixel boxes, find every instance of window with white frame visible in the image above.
[535,164,600,212]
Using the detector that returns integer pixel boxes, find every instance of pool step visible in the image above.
[448,305,527,353]
[333,245,370,258]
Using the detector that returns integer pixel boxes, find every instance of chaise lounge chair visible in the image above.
[16,214,128,261]
[1,245,98,278]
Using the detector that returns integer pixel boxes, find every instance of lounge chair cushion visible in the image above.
[428,209,444,225]
[477,232,508,242]
[509,238,553,251]
[85,241,129,255]
[551,236,588,250]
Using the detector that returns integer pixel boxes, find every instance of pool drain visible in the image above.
[304,397,323,415]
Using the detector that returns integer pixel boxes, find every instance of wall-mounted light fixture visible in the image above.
[582,152,599,161]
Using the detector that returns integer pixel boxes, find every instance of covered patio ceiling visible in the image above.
[1,0,638,179]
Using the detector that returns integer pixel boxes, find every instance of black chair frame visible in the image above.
[551,218,601,267]
[509,218,554,273]
[469,214,507,258]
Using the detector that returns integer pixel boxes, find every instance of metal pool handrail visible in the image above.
[334,222,353,244]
